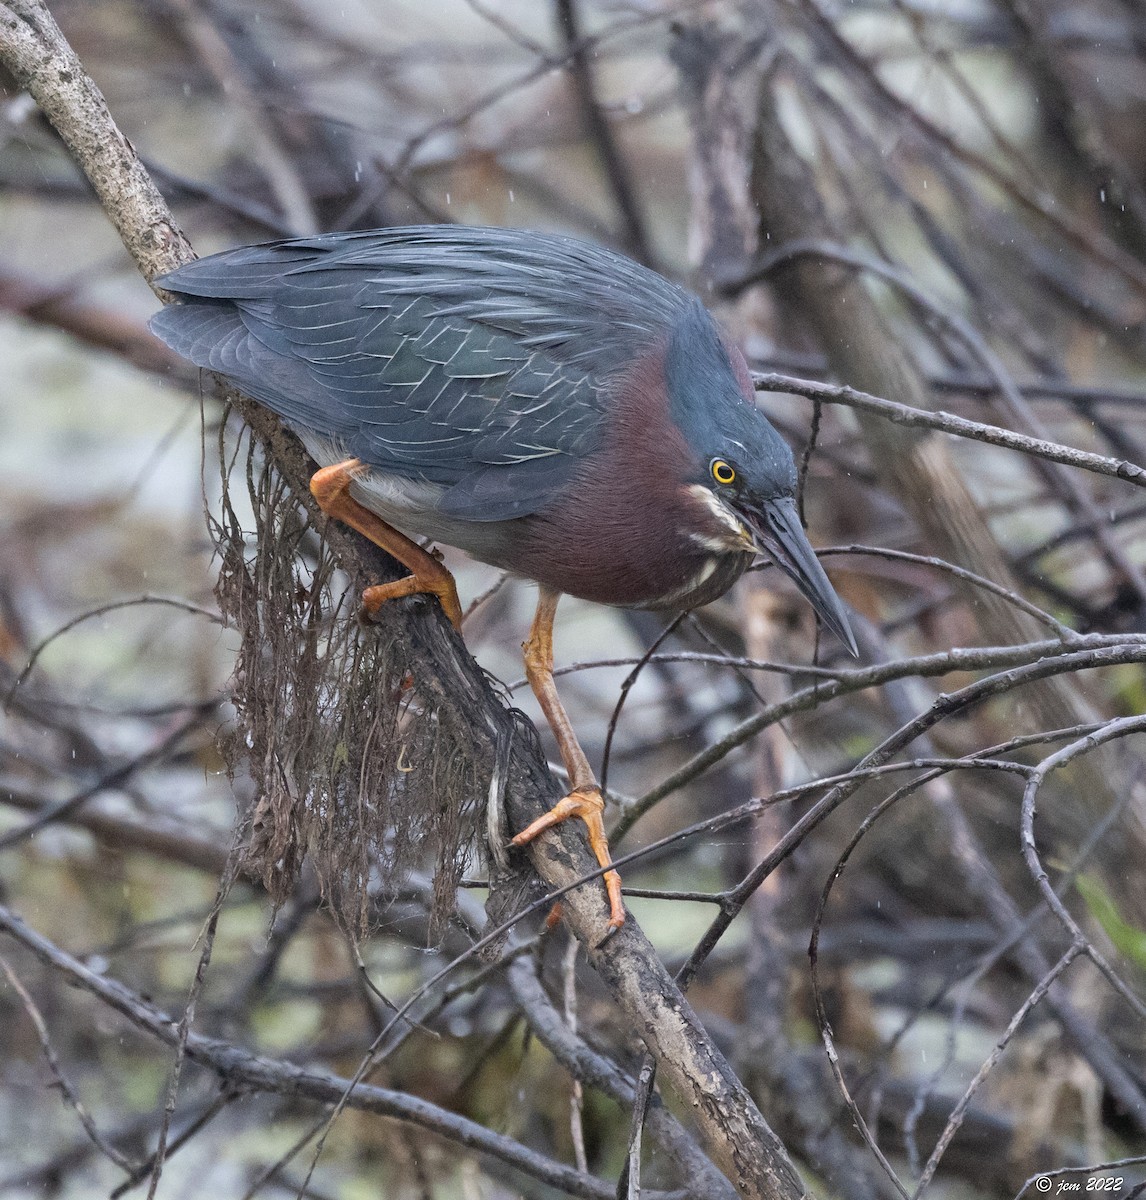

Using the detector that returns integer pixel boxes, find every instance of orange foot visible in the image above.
[309,459,463,630]
[511,787,624,930]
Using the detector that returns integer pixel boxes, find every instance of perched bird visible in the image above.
[150,224,854,930]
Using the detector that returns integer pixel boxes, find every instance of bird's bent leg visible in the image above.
[511,587,625,930]
[309,459,463,630]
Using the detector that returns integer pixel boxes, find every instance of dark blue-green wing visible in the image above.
[149,226,692,520]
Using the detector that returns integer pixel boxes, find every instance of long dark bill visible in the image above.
[743,495,858,656]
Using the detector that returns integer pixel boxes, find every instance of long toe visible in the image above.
[511,788,625,929]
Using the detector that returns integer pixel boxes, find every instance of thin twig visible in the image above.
[752,371,1146,491]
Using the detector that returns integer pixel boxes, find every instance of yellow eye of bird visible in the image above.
[711,459,736,486]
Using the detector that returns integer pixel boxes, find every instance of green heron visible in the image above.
[150,225,854,929]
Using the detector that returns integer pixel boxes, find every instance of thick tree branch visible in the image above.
[0,0,191,281]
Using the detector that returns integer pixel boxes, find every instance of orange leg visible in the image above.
[510,587,625,930]
[309,459,463,630]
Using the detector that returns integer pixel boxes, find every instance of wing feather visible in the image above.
[151,225,692,517]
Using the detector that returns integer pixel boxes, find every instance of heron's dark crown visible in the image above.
[663,301,798,503]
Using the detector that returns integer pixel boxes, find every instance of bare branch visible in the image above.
[752,372,1146,492]
[0,904,654,1200]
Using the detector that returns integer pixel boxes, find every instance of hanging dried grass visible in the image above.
[211,414,486,937]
